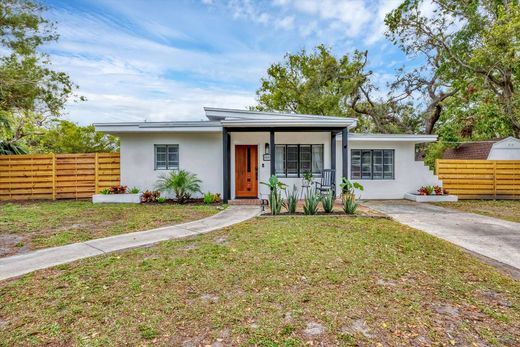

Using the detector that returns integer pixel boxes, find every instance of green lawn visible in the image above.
[434,200,520,223]
[0,201,222,253]
[0,217,518,346]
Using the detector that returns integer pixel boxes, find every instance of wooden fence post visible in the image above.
[493,161,497,200]
[52,153,56,200]
[435,159,439,175]
[95,153,99,194]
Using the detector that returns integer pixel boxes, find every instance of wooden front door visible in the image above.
[235,145,258,198]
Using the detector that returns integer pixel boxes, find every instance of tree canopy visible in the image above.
[254,45,421,134]
[0,0,81,154]
[27,120,119,153]
[255,0,520,151]
[386,0,520,139]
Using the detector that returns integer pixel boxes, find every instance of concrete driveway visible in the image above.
[364,200,520,276]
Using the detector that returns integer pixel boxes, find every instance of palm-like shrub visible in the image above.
[155,170,202,204]
[284,184,298,214]
[321,190,334,213]
[303,190,320,215]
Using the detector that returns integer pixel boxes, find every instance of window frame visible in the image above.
[154,144,179,170]
[350,149,394,180]
[275,144,324,178]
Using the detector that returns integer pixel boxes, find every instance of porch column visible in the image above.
[331,132,336,196]
[222,127,231,202]
[341,127,348,179]
[270,130,275,176]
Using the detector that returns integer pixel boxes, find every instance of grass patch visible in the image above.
[0,201,223,251]
[0,217,519,345]
[434,200,520,223]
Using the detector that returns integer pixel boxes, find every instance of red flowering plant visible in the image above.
[108,185,127,194]
[141,190,160,203]
[418,185,447,195]
[418,185,434,195]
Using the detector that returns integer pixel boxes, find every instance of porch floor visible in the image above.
[228,199,264,206]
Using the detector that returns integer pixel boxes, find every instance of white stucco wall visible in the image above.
[119,133,222,197]
[487,137,520,160]
[339,140,440,199]
[118,132,439,200]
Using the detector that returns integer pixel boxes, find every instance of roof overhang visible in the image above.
[347,133,438,142]
[94,122,222,134]
[94,107,358,134]
[205,107,357,129]
[221,119,355,129]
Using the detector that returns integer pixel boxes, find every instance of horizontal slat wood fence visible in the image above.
[436,159,520,199]
[0,153,120,201]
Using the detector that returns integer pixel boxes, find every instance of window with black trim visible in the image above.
[275,144,324,177]
[351,149,394,180]
[154,144,179,170]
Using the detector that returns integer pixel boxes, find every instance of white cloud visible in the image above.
[272,0,401,44]
[45,6,273,125]
[299,20,319,37]
[365,0,401,45]
[275,16,295,30]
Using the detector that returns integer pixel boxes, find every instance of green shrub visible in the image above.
[321,190,334,213]
[157,196,166,203]
[99,188,110,195]
[303,190,320,215]
[284,184,298,214]
[339,178,364,200]
[155,170,202,204]
[203,192,215,204]
[128,187,140,194]
[261,175,286,215]
[343,196,358,214]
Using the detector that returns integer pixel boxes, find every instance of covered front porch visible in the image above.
[222,125,352,203]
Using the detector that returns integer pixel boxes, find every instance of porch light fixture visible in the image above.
[263,143,270,161]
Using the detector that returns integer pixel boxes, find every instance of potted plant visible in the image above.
[339,178,364,202]
[303,171,313,185]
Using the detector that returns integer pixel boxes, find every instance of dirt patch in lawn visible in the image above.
[0,217,519,346]
[0,201,223,255]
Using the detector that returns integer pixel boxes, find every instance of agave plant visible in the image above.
[303,190,320,215]
[155,170,202,204]
[321,190,335,213]
[261,175,286,215]
[283,184,298,214]
[343,195,358,214]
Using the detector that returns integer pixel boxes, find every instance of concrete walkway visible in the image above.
[365,200,520,275]
[0,206,261,281]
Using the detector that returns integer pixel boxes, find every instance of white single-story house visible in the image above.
[95,107,441,201]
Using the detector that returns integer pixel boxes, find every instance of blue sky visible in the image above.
[43,0,407,124]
